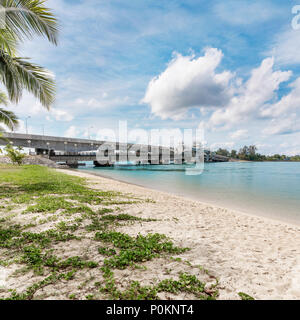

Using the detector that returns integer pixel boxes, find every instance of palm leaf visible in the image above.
[0,49,55,108]
[0,0,59,45]
[0,107,18,130]
[0,90,8,105]
[0,29,18,55]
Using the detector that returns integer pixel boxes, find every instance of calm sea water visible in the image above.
[78,162,300,225]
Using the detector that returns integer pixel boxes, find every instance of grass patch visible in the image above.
[98,208,114,215]
[0,165,220,300]
[24,196,74,214]
[101,214,155,222]
[95,232,189,269]
[238,292,255,300]
[157,273,213,299]
[99,266,217,300]
[98,247,117,256]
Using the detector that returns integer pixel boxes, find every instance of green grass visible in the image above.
[0,165,125,207]
[95,232,189,269]
[98,247,117,256]
[0,227,77,249]
[24,196,74,213]
[157,273,209,298]
[238,292,255,300]
[99,266,217,300]
[0,165,220,300]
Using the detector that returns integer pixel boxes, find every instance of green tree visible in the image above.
[230,149,237,158]
[238,146,249,160]
[238,145,261,161]
[216,148,230,157]
[4,144,25,165]
[290,155,300,161]
[248,145,257,156]
[0,0,58,129]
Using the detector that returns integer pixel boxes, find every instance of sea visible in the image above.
[78,162,300,225]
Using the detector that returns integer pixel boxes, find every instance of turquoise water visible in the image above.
[78,162,300,225]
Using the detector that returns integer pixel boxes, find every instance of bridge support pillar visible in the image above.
[36,148,49,155]
[66,161,79,168]
[93,161,113,167]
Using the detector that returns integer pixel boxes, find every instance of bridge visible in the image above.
[0,132,229,167]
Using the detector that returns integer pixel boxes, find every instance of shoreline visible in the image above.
[72,168,300,228]
[58,168,300,300]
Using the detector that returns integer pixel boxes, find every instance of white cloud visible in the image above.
[142,49,300,139]
[262,115,300,135]
[96,128,116,142]
[261,77,300,118]
[209,57,291,129]
[142,48,234,120]
[268,29,300,66]
[230,129,249,140]
[210,141,235,151]
[65,126,79,138]
[142,50,296,137]
[6,93,74,123]
[14,120,26,134]
[276,139,300,156]
[51,108,73,122]
[214,1,281,26]
[287,148,300,155]
[73,95,130,111]
[255,143,271,151]
[1,119,30,134]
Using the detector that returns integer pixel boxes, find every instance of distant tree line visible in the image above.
[215,145,300,162]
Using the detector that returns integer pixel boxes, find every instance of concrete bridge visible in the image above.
[0,132,229,167]
[0,132,114,153]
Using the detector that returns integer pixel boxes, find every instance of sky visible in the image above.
[4,0,300,155]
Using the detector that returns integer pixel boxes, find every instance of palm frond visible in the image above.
[0,91,8,105]
[0,49,55,108]
[0,0,59,45]
[0,107,18,130]
[0,29,18,55]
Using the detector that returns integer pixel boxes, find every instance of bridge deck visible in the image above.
[1,132,229,166]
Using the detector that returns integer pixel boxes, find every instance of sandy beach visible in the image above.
[58,169,300,300]
[1,165,299,301]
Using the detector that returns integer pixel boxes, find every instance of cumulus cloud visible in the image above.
[51,108,74,122]
[142,48,234,120]
[6,92,75,124]
[65,126,79,138]
[143,48,300,137]
[262,115,300,135]
[277,140,300,156]
[209,57,292,129]
[268,29,300,66]
[142,49,296,135]
[230,129,249,140]
[261,77,300,118]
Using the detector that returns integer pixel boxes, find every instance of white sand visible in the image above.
[59,169,300,300]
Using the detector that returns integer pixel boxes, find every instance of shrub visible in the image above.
[5,145,25,165]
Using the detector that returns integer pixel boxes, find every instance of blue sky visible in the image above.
[5,0,300,155]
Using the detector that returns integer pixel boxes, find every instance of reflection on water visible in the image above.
[78,162,300,225]
[113,164,192,172]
